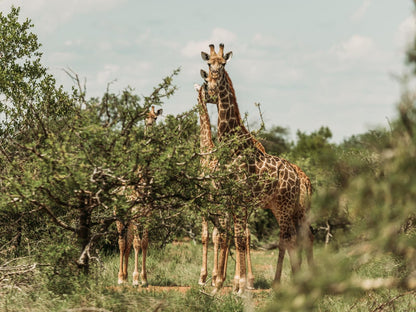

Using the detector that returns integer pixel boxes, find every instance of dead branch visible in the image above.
[371,290,416,312]
[319,220,332,247]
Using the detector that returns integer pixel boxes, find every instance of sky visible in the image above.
[1,0,415,142]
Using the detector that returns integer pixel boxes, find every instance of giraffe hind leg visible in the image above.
[140,228,149,287]
[273,243,285,287]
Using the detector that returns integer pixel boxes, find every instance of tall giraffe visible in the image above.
[195,82,230,287]
[116,105,162,286]
[201,44,307,294]
[196,78,260,290]
[198,70,314,288]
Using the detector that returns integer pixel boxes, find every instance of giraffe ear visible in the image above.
[201,51,210,61]
[224,51,233,61]
[200,69,208,80]
[156,108,163,116]
[194,84,201,92]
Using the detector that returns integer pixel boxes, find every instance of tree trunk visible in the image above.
[77,205,92,275]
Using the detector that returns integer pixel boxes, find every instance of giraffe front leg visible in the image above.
[211,226,219,286]
[118,235,127,284]
[214,214,229,289]
[233,243,240,293]
[245,224,255,290]
[234,217,247,295]
[140,228,149,287]
[221,215,231,283]
[132,234,141,286]
[199,217,209,286]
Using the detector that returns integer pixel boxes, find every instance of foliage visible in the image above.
[258,125,292,156]
[1,4,416,312]
[0,7,201,284]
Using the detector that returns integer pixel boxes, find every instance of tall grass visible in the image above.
[1,241,415,311]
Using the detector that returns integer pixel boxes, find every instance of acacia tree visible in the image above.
[0,7,201,280]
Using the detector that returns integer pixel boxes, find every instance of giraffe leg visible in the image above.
[214,214,229,289]
[273,242,286,286]
[222,244,229,282]
[222,218,231,282]
[285,225,300,277]
[140,228,149,287]
[305,225,314,267]
[199,217,209,285]
[234,216,246,295]
[233,242,240,293]
[118,235,127,284]
[298,217,314,268]
[211,226,219,286]
[132,233,141,286]
[123,240,132,285]
[245,224,255,290]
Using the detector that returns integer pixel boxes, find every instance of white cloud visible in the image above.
[181,28,237,58]
[0,0,126,33]
[351,0,373,22]
[210,28,236,43]
[96,64,120,85]
[396,14,416,50]
[331,35,376,61]
[251,33,279,47]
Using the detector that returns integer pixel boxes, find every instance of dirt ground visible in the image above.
[135,285,272,295]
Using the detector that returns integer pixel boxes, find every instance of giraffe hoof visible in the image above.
[237,288,246,297]
[198,277,207,286]
[140,281,149,288]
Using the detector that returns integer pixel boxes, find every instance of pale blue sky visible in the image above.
[1,0,415,142]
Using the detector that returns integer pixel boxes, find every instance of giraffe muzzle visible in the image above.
[211,70,219,79]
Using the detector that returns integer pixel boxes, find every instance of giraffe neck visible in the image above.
[198,88,214,152]
[216,71,252,144]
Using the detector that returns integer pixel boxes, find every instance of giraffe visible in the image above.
[201,43,311,294]
[116,105,162,286]
[195,78,260,290]
[198,69,314,289]
[194,82,231,287]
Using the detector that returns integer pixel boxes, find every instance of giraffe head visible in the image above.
[145,106,163,127]
[201,43,232,96]
[199,69,218,104]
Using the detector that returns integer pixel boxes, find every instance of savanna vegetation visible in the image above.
[1,6,415,312]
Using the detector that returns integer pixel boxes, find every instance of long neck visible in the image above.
[216,71,249,140]
[215,71,266,154]
[198,88,214,152]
